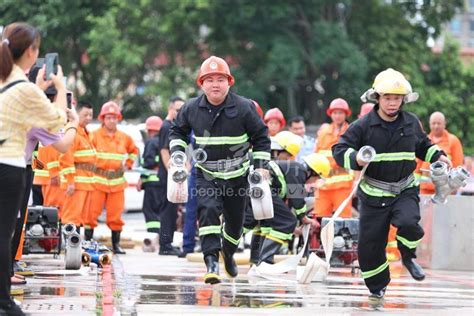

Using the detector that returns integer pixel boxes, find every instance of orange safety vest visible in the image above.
[91,127,138,192]
[416,130,464,193]
[33,144,61,185]
[316,122,354,190]
[59,126,96,191]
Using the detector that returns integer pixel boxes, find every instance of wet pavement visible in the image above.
[15,213,474,315]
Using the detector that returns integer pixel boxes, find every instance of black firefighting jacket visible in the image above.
[269,160,308,219]
[169,92,270,180]
[140,134,161,187]
[332,105,443,199]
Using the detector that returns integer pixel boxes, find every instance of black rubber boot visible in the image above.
[0,299,25,315]
[221,240,238,278]
[84,228,94,241]
[402,258,425,281]
[204,254,221,284]
[257,237,282,265]
[249,233,263,265]
[111,231,126,254]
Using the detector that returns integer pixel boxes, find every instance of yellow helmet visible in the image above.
[272,131,303,156]
[372,68,412,95]
[361,68,419,104]
[302,153,331,178]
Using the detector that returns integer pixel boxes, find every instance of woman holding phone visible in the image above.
[0,22,67,315]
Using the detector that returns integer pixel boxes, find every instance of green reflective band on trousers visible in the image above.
[387,240,397,248]
[96,152,126,161]
[196,161,250,180]
[60,167,76,175]
[344,148,355,169]
[372,152,416,162]
[34,170,49,177]
[94,176,126,186]
[361,260,389,279]
[74,149,96,157]
[269,229,293,241]
[396,235,422,249]
[252,151,271,160]
[199,225,221,236]
[425,145,441,163]
[170,139,188,149]
[359,177,418,197]
[146,221,160,229]
[194,133,249,145]
[294,205,307,216]
[269,161,287,198]
[260,226,271,236]
[223,229,241,246]
[142,175,159,183]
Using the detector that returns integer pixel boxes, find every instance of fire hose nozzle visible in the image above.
[62,223,77,236]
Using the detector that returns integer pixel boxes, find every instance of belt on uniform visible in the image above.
[198,154,249,172]
[75,163,124,179]
[364,173,415,195]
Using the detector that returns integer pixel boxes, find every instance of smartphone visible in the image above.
[45,53,58,80]
[66,92,73,109]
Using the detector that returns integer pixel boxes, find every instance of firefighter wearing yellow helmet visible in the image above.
[253,151,330,267]
[333,68,452,303]
[270,131,303,160]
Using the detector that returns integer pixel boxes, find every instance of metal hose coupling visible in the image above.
[248,171,264,199]
[430,161,470,204]
[356,146,376,164]
[171,151,188,183]
[192,148,208,164]
[62,223,77,236]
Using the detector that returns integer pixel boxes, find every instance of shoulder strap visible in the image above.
[0,80,27,94]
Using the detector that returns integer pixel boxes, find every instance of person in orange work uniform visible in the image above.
[416,111,464,195]
[314,98,353,218]
[34,144,64,210]
[59,101,96,230]
[88,101,138,254]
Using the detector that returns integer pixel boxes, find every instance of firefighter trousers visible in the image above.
[196,171,248,257]
[156,185,177,248]
[88,190,125,231]
[358,187,424,293]
[142,186,162,234]
[62,190,92,227]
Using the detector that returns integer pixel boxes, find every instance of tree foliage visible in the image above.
[1,0,472,153]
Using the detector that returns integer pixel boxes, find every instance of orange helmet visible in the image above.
[358,103,375,118]
[196,56,235,87]
[145,116,163,131]
[326,98,351,117]
[264,108,286,128]
[251,100,264,118]
[98,101,122,121]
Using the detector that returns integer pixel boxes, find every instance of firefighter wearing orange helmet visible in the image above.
[314,98,354,218]
[170,56,270,284]
[264,108,286,137]
[333,68,451,303]
[87,101,138,254]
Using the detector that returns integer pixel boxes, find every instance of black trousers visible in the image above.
[11,165,33,269]
[156,185,177,248]
[142,185,162,234]
[196,171,248,257]
[0,164,26,304]
[358,187,424,293]
[244,194,297,241]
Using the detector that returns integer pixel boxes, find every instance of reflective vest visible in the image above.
[316,122,353,190]
[33,144,60,185]
[59,126,96,191]
[91,126,138,192]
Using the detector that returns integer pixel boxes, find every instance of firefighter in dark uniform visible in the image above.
[332,68,452,302]
[169,56,270,284]
[157,97,185,256]
[138,116,163,236]
[257,152,330,265]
